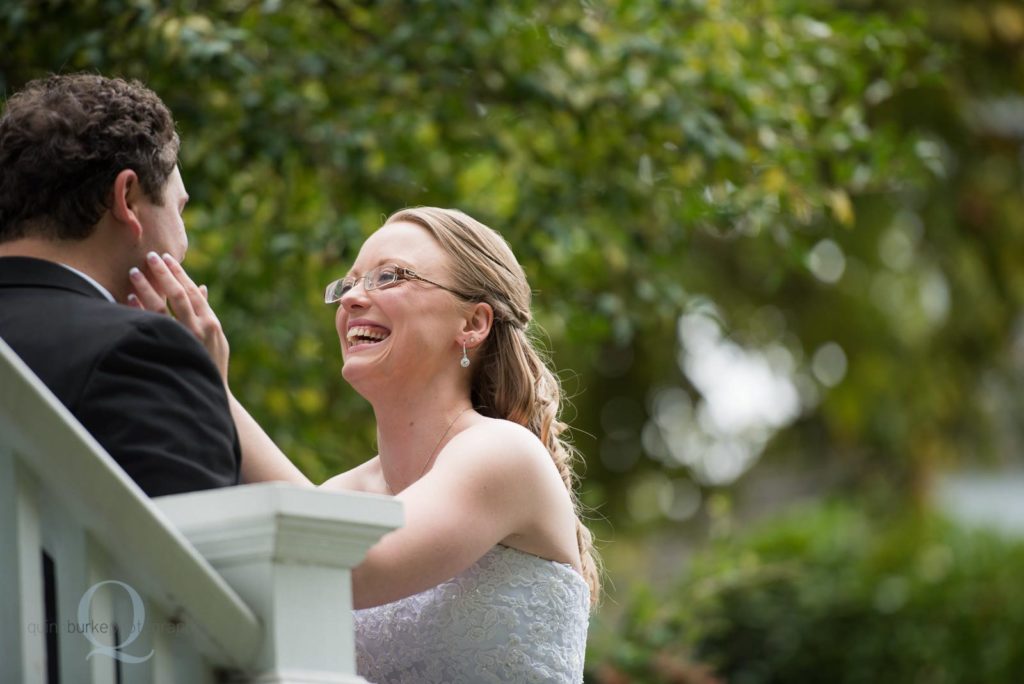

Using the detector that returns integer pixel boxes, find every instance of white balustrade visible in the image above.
[0,336,402,683]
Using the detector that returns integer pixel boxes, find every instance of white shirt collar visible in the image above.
[56,262,116,303]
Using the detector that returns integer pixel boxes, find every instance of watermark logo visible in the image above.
[77,581,154,664]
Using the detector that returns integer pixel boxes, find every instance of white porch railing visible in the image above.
[0,336,403,683]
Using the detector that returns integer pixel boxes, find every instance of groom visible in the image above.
[0,73,240,496]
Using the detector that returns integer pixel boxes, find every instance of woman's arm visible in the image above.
[348,421,568,608]
[229,392,313,486]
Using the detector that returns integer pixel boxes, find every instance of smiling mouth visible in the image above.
[346,325,391,346]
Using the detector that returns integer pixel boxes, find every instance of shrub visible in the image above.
[588,501,1024,683]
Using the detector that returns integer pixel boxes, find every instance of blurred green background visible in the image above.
[5,1,1024,680]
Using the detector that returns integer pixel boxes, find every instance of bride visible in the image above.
[131,206,599,682]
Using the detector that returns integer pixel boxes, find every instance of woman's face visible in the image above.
[335,221,466,391]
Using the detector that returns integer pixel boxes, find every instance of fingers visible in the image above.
[142,251,202,331]
[130,252,222,339]
[128,253,231,380]
[128,265,169,313]
[158,253,212,320]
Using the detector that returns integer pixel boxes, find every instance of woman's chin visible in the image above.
[341,364,387,406]
[339,340,402,389]
[341,353,376,385]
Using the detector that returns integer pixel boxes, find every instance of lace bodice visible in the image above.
[353,544,591,683]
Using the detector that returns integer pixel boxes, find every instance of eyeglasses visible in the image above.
[324,264,471,303]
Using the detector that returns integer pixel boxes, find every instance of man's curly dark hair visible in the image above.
[0,73,180,242]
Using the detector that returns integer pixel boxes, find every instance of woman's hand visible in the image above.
[127,251,230,382]
[125,251,314,488]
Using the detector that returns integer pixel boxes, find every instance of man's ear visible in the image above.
[109,169,143,241]
[462,301,494,348]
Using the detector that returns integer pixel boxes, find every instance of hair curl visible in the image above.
[0,73,179,242]
[385,206,602,606]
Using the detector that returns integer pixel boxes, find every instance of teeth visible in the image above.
[347,325,390,343]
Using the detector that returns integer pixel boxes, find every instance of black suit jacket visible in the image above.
[0,256,241,496]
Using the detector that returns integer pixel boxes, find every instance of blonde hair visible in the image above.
[385,206,601,606]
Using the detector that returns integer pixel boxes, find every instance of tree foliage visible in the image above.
[2,0,1021,532]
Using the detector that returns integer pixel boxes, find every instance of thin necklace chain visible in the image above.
[385,406,473,495]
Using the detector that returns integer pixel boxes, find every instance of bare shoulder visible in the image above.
[439,417,559,483]
[321,456,386,494]
[435,416,580,568]
[451,417,547,455]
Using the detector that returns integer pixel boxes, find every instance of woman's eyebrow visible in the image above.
[347,258,413,277]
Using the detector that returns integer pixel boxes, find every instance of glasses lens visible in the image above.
[368,266,399,291]
[327,266,404,301]
[324,278,353,303]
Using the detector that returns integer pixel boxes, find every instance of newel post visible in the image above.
[155,483,402,684]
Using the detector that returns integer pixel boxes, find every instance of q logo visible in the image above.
[77,581,154,663]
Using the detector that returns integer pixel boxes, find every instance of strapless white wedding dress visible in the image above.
[353,544,591,683]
